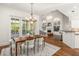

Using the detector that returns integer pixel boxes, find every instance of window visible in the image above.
[54,26,60,31]
[53,18,61,31]
[11,17,37,38]
[22,20,27,35]
[47,22,52,26]
[71,20,79,28]
[27,21,36,35]
[11,18,20,38]
[22,20,36,35]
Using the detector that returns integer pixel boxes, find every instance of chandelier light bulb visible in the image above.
[25,17,28,20]
[30,21,33,24]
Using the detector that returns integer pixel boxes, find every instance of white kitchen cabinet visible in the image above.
[63,32,75,48]
[63,31,79,48]
[75,34,79,48]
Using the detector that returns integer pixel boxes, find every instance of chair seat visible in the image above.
[36,37,44,45]
[25,39,35,48]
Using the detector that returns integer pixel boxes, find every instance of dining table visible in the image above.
[0,42,10,55]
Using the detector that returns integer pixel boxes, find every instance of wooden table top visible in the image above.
[0,42,10,54]
[12,35,46,43]
[15,36,35,43]
[15,37,26,43]
[34,35,42,38]
[0,42,10,49]
[26,36,35,40]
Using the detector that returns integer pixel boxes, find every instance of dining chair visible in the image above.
[15,37,27,56]
[25,36,35,56]
[35,36,45,52]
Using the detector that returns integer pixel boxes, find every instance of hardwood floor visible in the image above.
[44,36,79,56]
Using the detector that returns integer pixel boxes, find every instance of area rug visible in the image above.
[28,42,61,56]
[1,42,61,56]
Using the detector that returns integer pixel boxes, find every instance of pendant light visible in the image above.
[27,3,36,23]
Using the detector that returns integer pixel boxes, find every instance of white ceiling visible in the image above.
[0,3,68,15]
[1,3,79,15]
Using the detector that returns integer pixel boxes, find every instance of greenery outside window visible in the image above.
[22,20,27,35]
[11,18,20,38]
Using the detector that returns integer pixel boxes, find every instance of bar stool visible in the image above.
[25,35,35,56]
[0,42,10,56]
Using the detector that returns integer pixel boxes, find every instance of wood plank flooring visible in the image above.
[44,36,79,56]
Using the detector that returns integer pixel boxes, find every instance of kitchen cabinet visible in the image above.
[63,31,79,48]
[75,33,79,48]
[63,31,75,48]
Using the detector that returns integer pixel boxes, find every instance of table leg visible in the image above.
[37,39,39,52]
[27,42,29,56]
[10,42,12,56]
[20,45,22,55]
[15,43,17,56]
[34,39,36,54]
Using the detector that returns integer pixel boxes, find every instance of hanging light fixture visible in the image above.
[30,3,34,24]
[26,3,36,24]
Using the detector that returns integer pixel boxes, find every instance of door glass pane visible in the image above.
[26,20,36,35]
[22,20,27,35]
[11,18,20,38]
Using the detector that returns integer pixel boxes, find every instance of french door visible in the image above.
[11,18,36,38]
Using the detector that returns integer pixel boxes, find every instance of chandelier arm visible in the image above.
[31,3,33,19]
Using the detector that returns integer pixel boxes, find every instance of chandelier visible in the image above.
[26,3,36,23]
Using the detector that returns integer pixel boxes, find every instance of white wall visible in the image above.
[62,14,71,30]
[0,5,39,43]
[58,4,79,29]
[34,16,40,35]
